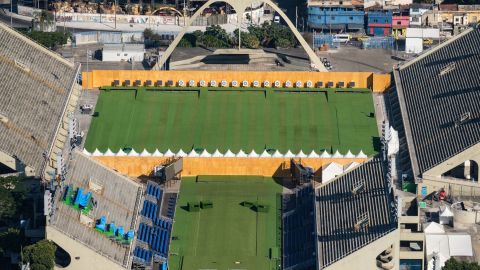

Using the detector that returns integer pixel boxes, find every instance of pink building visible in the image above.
[392,13,410,38]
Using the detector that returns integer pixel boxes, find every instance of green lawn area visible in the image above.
[168,176,282,270]
[84,88,379,155]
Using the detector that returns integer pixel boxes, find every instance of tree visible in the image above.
[22,240,57,270]
[33,10,54,32]
[178,33,197,47]
[19,30,69,49]
[0,228,21,256]
[443,258,480,270]
[0,175,28,222]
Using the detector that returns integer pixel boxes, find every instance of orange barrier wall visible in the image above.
[82,70,391,93]
[94,156,367,178]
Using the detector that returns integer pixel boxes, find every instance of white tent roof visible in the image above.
[440,206,454,217]
[344,162,360,172]
[212,149,223,157]
[448,234,473,256]
[296,150,307,158]
[199,149,211,157]
[224,149,236,157]
[247,150,259,158]
[127,149,140,156]
[116,149,127,156]
[322,162,343,183]
[104,148,115,156]
[308,150,319,158]
[357,150,368,158]
[92,149,104,156]
[388,127,400,156]
[272,150,283,158]
[344,150,355,158]
[187,149,199,157]
[319,150,331,158]
[140,149,152,157]
[164,149,175,157]
[259,150,271,158]
[82,148,91,156]
[332,150,344,158]
[424,222,445,234]
[176,149,187,157]
[152,149,163,157]
[236,150,247,157]
[284,150,295,158]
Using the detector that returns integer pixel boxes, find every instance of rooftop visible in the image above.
[50,151,143,268]
[0,22,79,177]
[316,157,397,268]
[395,27,480,177]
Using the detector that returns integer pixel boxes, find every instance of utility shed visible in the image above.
[102,43,145,62]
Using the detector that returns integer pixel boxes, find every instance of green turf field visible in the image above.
[168,176,282,270]
[84,87,379,155]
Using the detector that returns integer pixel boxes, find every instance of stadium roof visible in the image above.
[316,157,397,269]
[50,151,142,268]
[394,27,480,177]
[0,23,80,177]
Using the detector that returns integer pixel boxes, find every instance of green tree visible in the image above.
[22,240,57,270]
[443,258,480,270]
[178,33,197,47]
[0,228,21,256]
[0,175,28,222]
[201,25,232,48]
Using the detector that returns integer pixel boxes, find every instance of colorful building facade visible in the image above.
[308,6,365,31]
[392,11,410,38]
[367,10,393,36]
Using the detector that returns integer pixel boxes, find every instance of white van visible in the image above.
[332,34,351,43]
[274,16,280,24]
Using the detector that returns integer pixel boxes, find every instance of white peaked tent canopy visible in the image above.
[344,162,360,172]
[236,149,247,157]
[319,150,331,158]
[284,150,295,158]
[272,150,283,158]
[104,148,115,156]
[322,162,343,183]
[260,150,271,158]
[164,149,175,157]
[308,150,319,158]
[388,127,400,156]
[357,150,368,158]
[92,149,104,156]
[424,222,445,234]
[127,149,140,156]
[187,149,199,157]
[332,150,344,158]
[116,149,127,156]
[224,149,236,157]
[344,150,355,158]
[200,149,212,157]
[247,150,259,158]
[176,149,187,157]
[296,150,307,158]
[140,149,152,157]
[152,149,163,157]
[212,149,223,157]
[82,148,91,156]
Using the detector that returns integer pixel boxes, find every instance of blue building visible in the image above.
[308,6,365,32]
[367,10,393,36]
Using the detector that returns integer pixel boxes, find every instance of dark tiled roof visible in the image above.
[0,23,79,176]
[316,158,397,268]
[396,28,480,175]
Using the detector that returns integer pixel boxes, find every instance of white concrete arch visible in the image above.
[152,0,326,71]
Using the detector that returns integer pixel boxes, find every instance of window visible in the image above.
[397,21,401,25]
[374,19,378,23]
[331,16,335,20]
[349,16,354,20]
[124,53,128,56]
[117,53,120,56]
